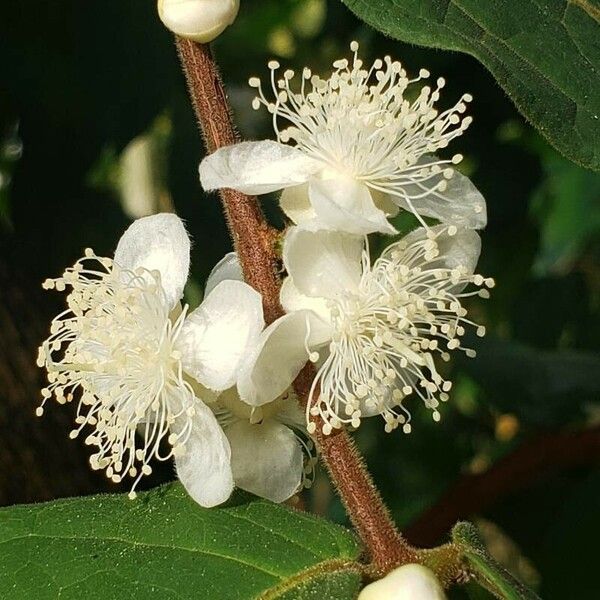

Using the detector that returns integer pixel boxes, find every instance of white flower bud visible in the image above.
[358,564,447,600]
[157,0,240,43]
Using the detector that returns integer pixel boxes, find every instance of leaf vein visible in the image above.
[0,533,285,580]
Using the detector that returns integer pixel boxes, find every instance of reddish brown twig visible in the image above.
[317,427,419,571]
[176,39,282,323]
[174,37,415,574]
[406,425,600,547]
[295,366,418,573]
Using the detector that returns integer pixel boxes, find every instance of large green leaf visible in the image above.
[0,483,363,599]
[341,0,600,171]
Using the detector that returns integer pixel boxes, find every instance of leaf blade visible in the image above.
[341,0,600,170]
[0,484,362,600]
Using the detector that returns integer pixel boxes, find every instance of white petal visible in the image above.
[227,420,303,503]
[205,252,243,296]
[280,277,332,345]
[280,182,399,231]
[237,310,320,406]
[114,213,190,308]
[274,392,306,428]
[399,224,481,274]
[391,159,487,229]
[308,177,397,235]
[372,189,400,218]
[177,280,265,391]
[279,183,318,224]
[436,227,481,274]
[173,400,234,508]
[283,227,363,299]
[199,140,321,195]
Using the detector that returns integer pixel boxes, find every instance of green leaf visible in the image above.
[341,0,600,171]
[0,483,363,600]
[452,522,540,600]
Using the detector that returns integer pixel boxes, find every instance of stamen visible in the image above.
[305,227,490,434]
[37,252,195,496]
[248,43,473,226]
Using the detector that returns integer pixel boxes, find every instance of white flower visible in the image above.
[199,253,316,503]
[239,224,493,434]
[199,42,486,236]
[215,388,315,503]
[37,213,265,507]
[358,564,447,600]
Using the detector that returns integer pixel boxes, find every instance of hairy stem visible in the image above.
[176,39,282,323]
[175,37,416,574]
[330,439,418,571]
[294,365,418,574]
[317,428,418,572]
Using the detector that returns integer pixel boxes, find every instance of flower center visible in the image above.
[249,41,473,226]
[37,250,195,497]
[307,230,494,436]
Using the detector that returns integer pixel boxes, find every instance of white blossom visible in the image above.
[239,224,493,434]
[199,42,486,236]
[193,252,316,503]
[37,214,265,506]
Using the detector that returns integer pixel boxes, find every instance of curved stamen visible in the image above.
[305,228,492,434]
[37,251,195,498]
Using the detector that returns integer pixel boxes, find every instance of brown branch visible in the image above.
[294,365,418,574]
[174,37,416,574]
[318,428,419,572]
[406,425,600,547]
[176,39,282,324]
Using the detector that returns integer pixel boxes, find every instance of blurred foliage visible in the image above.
[529,140,600,277]
[0,122,22,226]
[0,1,599,598]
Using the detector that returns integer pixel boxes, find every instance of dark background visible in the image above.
[1,1,599,597]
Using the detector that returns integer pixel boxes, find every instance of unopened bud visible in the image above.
[157,0,240,43]
[358,564,447,600]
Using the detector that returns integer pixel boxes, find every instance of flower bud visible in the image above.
[358,564,447,600]
[157,0,240,43]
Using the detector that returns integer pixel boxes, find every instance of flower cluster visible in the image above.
[39,43,491,507]
[200,43,492,436]
[38,214,313,505]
